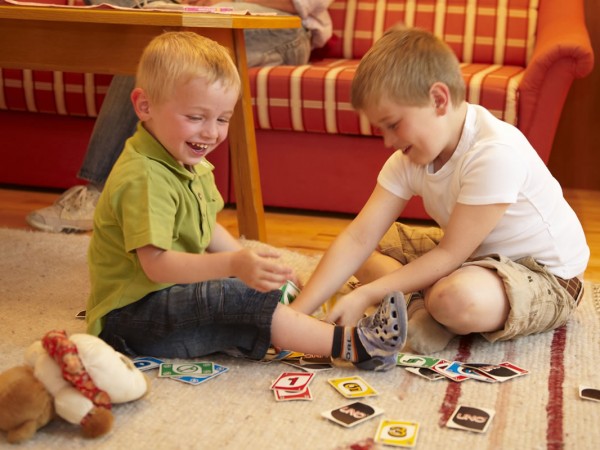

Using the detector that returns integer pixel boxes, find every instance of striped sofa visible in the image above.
[0,0,594,219]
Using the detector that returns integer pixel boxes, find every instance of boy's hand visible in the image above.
[325,289,372,326]
[232,248,294,292]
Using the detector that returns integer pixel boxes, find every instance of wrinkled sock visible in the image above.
[330,292,407,371]
[407,308,456,354]
[406,291,426,318]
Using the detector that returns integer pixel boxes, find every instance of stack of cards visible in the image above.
[133,357,228,386]
[270,371,315,401]
[284,354,334,372]
[260,348,334,372]
[260,348,303,363]
[397,353,529,383]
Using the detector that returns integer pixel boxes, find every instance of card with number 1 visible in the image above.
[270,372,314,391]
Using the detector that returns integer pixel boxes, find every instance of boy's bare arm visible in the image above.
[326,202,510,324]
[207,223,244,253]
[292,184,407,315]
[136,242,293,292]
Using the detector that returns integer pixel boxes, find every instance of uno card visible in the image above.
[405,366,446,381]
[283,360,333,372]
[261,348,304,363]
[446,405,495,433]
[133,356,164,371]
[579,386,600,402]
[498,361,529,375]
[328,376,378,398]
[171,363,229,385]
[299,355,333,371]
[274,385,313,401]
[375,419,420,447]
[159,362,214,377]
[458,365,497,383]
[435,361,470,382]
[279,280,300,305]
[463,361,528,382]
[430,359,453,379]
[396,353,441,368]
[270,372,314,391]
[322,402,384,428]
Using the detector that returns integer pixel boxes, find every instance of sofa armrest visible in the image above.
[518,0,594,162]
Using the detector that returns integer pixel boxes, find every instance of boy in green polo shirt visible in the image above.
[86,31,406,371]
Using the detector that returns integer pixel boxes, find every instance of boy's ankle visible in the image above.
[406,291,425,318]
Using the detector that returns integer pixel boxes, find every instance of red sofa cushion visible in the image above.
[1,69,111,116]
[324,0,539,65]
[249,58,524,136]
[1,0,533,135]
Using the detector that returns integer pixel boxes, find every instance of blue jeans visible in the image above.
[77,75,138,185]
[99,278,281,360]
[78,2,311,184]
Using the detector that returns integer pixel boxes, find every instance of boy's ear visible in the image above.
[430,82,450,114]
[131,87,151,120]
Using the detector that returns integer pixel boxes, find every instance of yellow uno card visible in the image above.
[328,376,378,398]
[375,419,420,447]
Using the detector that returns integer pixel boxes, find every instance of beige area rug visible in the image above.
[1,228,599,449]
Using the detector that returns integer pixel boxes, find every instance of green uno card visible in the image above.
[159,362,214,377]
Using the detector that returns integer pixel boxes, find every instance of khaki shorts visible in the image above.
[378,222,583,342]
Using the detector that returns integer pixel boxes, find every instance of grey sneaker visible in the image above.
[354,291,407,371]
[26,185,101,233]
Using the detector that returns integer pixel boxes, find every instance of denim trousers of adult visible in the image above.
[99,278,281,360]
[77,3,311,185]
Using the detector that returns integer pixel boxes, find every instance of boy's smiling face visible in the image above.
[365,99,443,166]
[133,76,239,167]
[362,83,464,170]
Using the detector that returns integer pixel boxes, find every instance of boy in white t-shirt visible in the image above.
[291,26,590,354]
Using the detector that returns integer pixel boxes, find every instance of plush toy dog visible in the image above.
[0,330,149,443]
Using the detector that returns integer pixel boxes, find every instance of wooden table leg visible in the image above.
[227,29,267,241]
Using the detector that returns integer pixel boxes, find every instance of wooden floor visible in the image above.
[1,186,599,282]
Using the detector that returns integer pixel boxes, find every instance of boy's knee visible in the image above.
[426,272,508,334]
[426,277,480,333]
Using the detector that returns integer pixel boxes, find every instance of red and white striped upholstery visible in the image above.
[249,0,539,136]
[0,0,539,133]
[323,0,538,64]
[0,69,112,117]
[0,0,109,117]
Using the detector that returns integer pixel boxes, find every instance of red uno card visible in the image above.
[274,386,313,401]
[270,372,314,391]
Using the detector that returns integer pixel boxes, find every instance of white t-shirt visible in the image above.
[377,104,589,279]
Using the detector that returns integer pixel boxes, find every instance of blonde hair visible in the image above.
[136,31,241,104]
[351,26,465,110]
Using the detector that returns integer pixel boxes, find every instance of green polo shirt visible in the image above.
[86,123,224,336]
